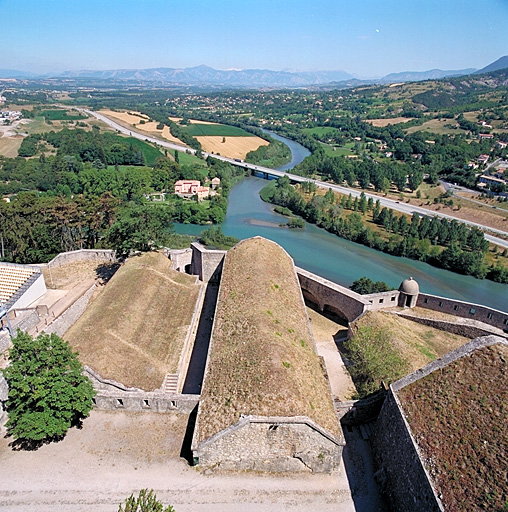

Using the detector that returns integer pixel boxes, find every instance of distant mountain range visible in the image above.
[1,56,507,88]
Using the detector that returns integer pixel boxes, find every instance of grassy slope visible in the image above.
[65,252,200,391]
[196,237,341,442]
[351,310,470,372]
[398,344,508,511]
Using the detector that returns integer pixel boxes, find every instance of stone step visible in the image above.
[163,373,179,393]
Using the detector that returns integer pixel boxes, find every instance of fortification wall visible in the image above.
[194,416,344,473]
[363,290,400,311]
[372,391,443,512]
[417,293,508,333]
[396,312,498,339]
[42,249,116,268]
[167,248,193,272]
[190,243,226,282]
[335,388,387,425]
[85,367,198,413]
[296,267,368,321]
[42,284,96,337]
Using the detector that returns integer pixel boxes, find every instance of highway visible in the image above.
[85,109,508,249]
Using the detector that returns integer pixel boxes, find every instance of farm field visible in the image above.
[40,109,86,121]
[98,109,185,145]
[181,123,254,137]
[365,117,415,127]
[64,252,201,391]
[196,135,269,160]
[406,118,462,135]
[303,126,343,137]
[0,134,23,157]
[319,142,355,157]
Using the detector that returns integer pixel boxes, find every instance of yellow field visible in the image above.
[99,109,185,145]
[0,135,22,157]
[196,135,269,159]
[366,117,415,127]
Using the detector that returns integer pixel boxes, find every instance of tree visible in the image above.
[3,331,95,447]
[119,489,175,512]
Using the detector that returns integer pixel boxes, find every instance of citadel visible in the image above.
[0,238,507,511]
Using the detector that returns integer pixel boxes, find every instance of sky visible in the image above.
[1,0,507,78]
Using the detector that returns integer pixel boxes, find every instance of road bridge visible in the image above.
[85,109,508,248]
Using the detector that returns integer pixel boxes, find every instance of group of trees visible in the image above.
[262,177,505,282]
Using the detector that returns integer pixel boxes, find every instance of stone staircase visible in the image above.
[163,373,179,394]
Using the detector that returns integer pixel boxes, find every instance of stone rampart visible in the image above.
[193,415,344,473]
[372,390,443,512]
[42,284,96,337]
[42,249,116,268]
[372,336,507,512]
[191,243,226,282]
[84,367,199,414]
[296,267,369,321]
[417,293,508,333]
[363,290,401,311]
[395,312,499,339]
[167,247,193,273]
[335,387,387,425]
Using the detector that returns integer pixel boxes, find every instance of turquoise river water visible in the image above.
[175,133,507,311]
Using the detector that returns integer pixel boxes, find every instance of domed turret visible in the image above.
[399,277,420,308]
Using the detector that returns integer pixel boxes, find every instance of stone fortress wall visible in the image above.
[372,335,507,512]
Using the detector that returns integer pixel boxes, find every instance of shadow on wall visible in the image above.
[182,283,219,394]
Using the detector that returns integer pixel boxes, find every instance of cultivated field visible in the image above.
[366,117,415,127]
[64,252,201,390]
[0,134,23,157]
[196,135,269,160]
[406,118,462,135]
[98,109,184,145]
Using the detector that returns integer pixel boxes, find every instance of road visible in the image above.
[85,109,508,249]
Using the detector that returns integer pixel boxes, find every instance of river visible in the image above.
[175,133,508,311]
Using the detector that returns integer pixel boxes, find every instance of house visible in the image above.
[497,141,507,149]
[174,180,201,197]
[478,175,506,188]
[477,154,490,165]
[478,133,494,140]
[211,177,221,189]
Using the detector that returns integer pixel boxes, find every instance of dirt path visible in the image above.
[0,410,358,512]
[307,307,356,401]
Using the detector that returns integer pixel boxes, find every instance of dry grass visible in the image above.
[43,260,117,290]
[398,344,508,511]
[196,238,341,442]
[406,118,461,135]
[366,117,415,127]
[352,311,470,372]
[98,110,184,145]
[0,135,22,157]
[195,135,269,160]
[65,252,200,391]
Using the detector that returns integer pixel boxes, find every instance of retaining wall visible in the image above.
[167,248,193,273]
[335,387,387,425]
[85,367,199,414]
[42,284,96,337]
[296,267,369,321]
[43,249,116,268]
[193,415,344,473]
[417,293,508,333]
[191,243,226,282]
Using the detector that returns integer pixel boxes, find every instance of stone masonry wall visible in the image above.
[396,312,497,339]
[417,293,508,332]
[194,416,344,473]
[85,367,199,414]
[191,243,226,282]
[167,248,193,272]
[296,267,369,321]
[372,391,443,512]
[42,284,96,337]
[42,249,116,268]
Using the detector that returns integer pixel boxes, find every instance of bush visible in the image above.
[119,489,175,512]
[344,326,409,398]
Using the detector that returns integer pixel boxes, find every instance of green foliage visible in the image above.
[198,226,239,250]
[105,204,174,258]
[287,217,305,229]
[3,331,95,447]
[118,489,175,512]
[344,326,410,398]
[40,110,86,121]
[246,140,291,168]
[350,277,392,294]
[180,123,254,137]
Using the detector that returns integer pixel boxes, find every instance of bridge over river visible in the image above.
[86,109,508,249]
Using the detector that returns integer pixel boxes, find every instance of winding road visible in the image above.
[85,109,508,249]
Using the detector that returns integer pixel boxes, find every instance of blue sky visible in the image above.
[1,0,507,77]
